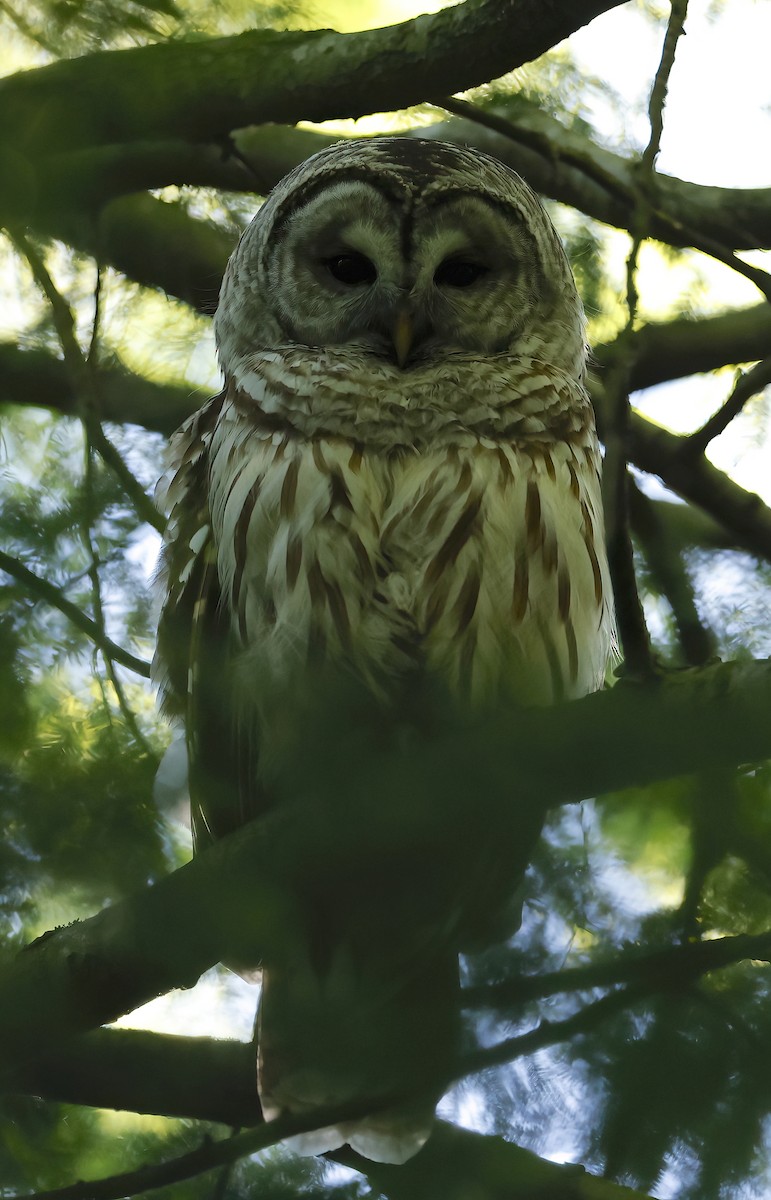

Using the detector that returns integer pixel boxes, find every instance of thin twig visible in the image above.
[85,419,165,533]
[676,770,736,939]
[602,1,689,678]
[463,929,771,1011]
[624,405,771,563]
[7,230,164,534]
[81,433,156,753]
[677,231,771,305]
[0,548,151,678]
[87,264,103,367]
[628,482,715,668]
[461,982,653,1079]
[685,355,771,457]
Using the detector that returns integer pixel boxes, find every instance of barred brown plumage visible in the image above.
[154,138,615,1164]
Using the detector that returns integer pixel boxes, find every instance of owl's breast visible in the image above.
[232,348,591,451]
[206,391,613,713]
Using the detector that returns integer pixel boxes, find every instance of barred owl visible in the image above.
[156,138,614,1163]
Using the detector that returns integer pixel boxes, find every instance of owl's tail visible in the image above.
[256,937,459,1164]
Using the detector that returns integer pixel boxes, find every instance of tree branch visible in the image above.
[623,406,771,563]
[13,928,768,1123]
[594,303,771,391]
[9,1027,261,1125]
[358,1120,651,1200]
[20,116,771,310]
[0,342,198,433]
[599,1,688,678]
[8,229,165,533]
[464,930,771,1010]
[0,548,151,677]
[7,313,771,567]
[11,1111,654,1200]
[6,299,771,434]
[629,483,716,667]
[2,658,771,1080]
[0,0,624,162]
[685,355,771,457]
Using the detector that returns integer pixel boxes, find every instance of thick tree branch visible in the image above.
[10,1027,261,1124]
[13,929,769,1122]
[12,87,771,290]
[359,1120,649,1200]
[8,1023,659,1200]
[0,0,624,164]
[594,303,771,391]
[2,658,771,1080]
[0,343,198,431]
[14,920,769,1200]
[625,407,771,562]
[6,300,771,434]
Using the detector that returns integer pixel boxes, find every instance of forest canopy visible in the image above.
[1,1,771,1198]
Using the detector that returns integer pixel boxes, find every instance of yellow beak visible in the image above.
[391,310,414,369]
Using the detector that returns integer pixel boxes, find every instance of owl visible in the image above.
[155,138,614,1163]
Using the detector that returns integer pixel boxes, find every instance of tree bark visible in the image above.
[0,1,624,161]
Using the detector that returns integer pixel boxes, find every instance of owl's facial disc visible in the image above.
[264,178,548,365]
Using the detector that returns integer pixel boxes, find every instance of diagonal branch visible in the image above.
[685,355,771,457]
[9,1101,397,1200]
[5,301,771,434]
[464,930,771,1010]
[2,658,771,1081]
[0,342,198,433]
[599,0,689,678]
[7,230,164,533]
[14,929,769,1124]
[12,1109,656,1200]
[623,407,771,563]
[0,548,151,677]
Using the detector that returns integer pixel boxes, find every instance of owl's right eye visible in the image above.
[325,253,377,286]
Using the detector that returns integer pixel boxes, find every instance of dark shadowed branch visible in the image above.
[10,1110,655,1200]
[2,658,771,1081]
[12,928,770,1119]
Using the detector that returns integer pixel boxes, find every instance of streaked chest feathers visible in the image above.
[172,348,611,718]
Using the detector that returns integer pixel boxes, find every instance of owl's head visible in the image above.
[215,138,586,380]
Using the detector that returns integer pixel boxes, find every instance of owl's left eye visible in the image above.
[325,253,377,286]
[434,259,488,288]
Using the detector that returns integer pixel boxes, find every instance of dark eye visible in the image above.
[325,253,377,286]
[434,260,488,288]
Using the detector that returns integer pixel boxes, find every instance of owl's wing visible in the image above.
[154,391,263,851]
